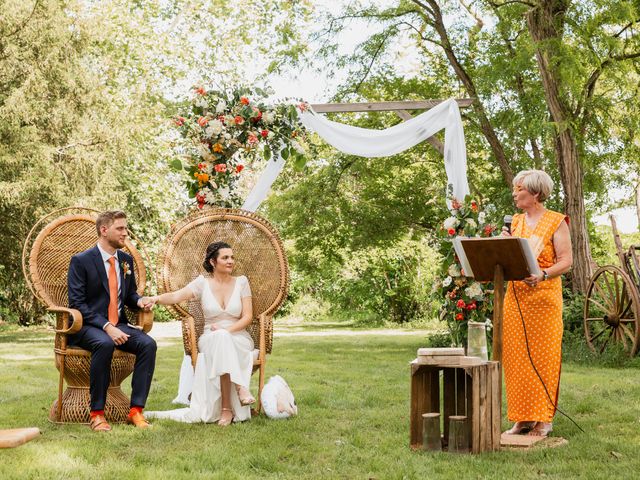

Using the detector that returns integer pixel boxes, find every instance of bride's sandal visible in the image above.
[235,385,256,406]
[528,422,553,437]
[218,408,234,426]
[504,421,536,435]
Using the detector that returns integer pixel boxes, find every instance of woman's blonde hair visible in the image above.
[513,169,554,202]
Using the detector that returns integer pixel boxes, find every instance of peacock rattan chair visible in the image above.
[157,208,289,413]
[22,207,153,423]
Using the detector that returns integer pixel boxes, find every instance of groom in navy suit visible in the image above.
[68,210,156,431]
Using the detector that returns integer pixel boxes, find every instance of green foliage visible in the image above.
[0,0,313,324]
[563,289,586,333]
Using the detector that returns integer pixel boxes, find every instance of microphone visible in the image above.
[504,215,513,234]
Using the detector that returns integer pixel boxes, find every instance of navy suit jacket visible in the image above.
[68,245,141,330]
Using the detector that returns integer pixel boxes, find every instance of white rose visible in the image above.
[195,97,208,108]
[442,276,453,287]
[448,264,460,277]
[219,186,230,200]
[205,119,223,137]
[466,219,477,229]
[478,212,486,224]
[215,100,227,113]
[262,111,275,124]
[443,217,459,230]
[465,282,484,299]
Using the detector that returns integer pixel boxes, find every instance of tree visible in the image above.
[309,0,640,292]
[0,0,313,324]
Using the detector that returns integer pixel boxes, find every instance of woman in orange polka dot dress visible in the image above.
[502,170,573,437]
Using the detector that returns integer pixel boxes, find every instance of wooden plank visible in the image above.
[429,368,440,414]
[417,347,464,356]
[310,98,474,113]
[417,355,463,366]
[478,366,488,452]
[492,264,505,363]
[491,362,502,451]
[0,428,40,448]
[459,356,486,366]
[410,365,440,448]
[471,367,481,453]
[457,367,467,418]
[410,365,428,447]
[443,368,456,446]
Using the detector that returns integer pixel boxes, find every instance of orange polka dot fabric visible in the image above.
[503,210,566,423]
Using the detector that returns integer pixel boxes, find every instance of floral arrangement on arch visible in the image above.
[433,198,498,347]
[171,86,309,208]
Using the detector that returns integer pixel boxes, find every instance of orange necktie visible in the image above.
[107,257,118,325]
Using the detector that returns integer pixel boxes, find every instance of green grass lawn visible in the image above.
[1,327,639,479]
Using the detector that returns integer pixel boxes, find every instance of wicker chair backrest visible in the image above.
[157,209,289,355]
[27,213,146,309]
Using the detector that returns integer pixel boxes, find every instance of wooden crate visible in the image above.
[410,360,501,453]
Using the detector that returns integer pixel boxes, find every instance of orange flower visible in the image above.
[236,164,244,173]
[248,133,258,145]
[455,313,464,321]
[471,201,478,212]
[214,163,227,173]
[234,115,244,125]
[447,228,455,236]
[194,86,206,96]
[451,199,462,210]
[212,143,224,153]
[240,96,250,105]
[197,116,209,127]
[174,116,186,126]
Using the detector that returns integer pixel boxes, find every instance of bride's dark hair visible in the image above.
[202,241,232,272]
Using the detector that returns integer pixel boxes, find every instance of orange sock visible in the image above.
[90,410,105,418]
[128,406,143,417]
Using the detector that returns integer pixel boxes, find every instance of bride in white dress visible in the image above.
[146,242,256,426]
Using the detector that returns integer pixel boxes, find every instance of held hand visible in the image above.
[138,296,156,311]
[210,323,225,332]
[106,325,130,345]
[500,226,512,237]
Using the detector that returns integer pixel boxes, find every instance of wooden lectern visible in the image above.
[455,237,540,363]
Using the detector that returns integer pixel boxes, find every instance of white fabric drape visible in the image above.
[241,153,286,212]
[241,98,469,212]
[298,98,469,202]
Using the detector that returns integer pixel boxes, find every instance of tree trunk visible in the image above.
[527,1,593,293]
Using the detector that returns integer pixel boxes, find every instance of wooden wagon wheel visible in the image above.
[584,266,640,356]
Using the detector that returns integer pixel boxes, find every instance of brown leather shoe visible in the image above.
[126,411,151,429]
[89,414,112,432]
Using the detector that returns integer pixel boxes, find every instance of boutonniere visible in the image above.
[121,261,131,277]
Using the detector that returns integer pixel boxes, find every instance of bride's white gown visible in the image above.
[148,275,254,423]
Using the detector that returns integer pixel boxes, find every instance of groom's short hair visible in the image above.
[96,210,127,236]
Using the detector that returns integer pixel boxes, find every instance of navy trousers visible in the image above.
[69,323,157,411]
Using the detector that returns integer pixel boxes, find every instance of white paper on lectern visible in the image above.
[453,237,475,278]
[520,238,542,276]
[453,237,542,279]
